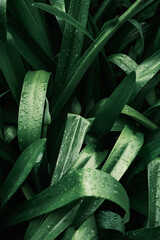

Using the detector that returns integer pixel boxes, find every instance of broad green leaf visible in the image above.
[0,32,25,103]
[148,158,160,227]
[72,216,97,240]
[18,70,51,151]
[0,139,46,208]
[102,125,144,180]
[97,210,125,235]
[50,0,143,120]
[0,138,17,164]
[4,169,129,227]
[0,0,7,43]
[123,226,160,240]
[89,72,135,140]
[33,3,93,40]
[51,114,90,185]
[107,53,138,74]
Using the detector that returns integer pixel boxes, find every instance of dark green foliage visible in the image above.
[0,0,160,239]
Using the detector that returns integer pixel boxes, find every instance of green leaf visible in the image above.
[0,139,46,208]
[148,158,160,227]
[0,0,7,43]
[121,105,158,130]
[8,0,51,57]
[102,125,144,180]
[131,49,160,101]
[51,114,90,185]
[89,72,135,140]
[8,15,52,70]
[74,125,143,227]
[24,0,54,58]
[128,19,144,51]
[97,210,125,235]
[124,226,160,240]
[90,98,157,130]
[72,216,97,240]
[131,73,160,110]
[70,142,108,171]
[33,3,93,40]
[107,53,138,74]
[27,139,108,240]
[18,70,51,151]
[51,0,143,119]
[3,169,129,227]
[125,139,160,183]
[24,204,80,240]
[0,32,25,103]
[50,0,91,113]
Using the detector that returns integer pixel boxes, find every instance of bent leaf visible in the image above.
[33,3,93,40]
[4,169,129,227]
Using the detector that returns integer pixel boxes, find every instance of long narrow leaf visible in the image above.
[51,114,90,184]
[148,158,160,227]
[18,70,51,150]
[3,169,129,227]
[102,125,144,180]
[0,32,25,103]
[0,139,46,208]
[90,72,135,140]
[50,0,142,119]
[72,216,97,240]
[33,3,93,40]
